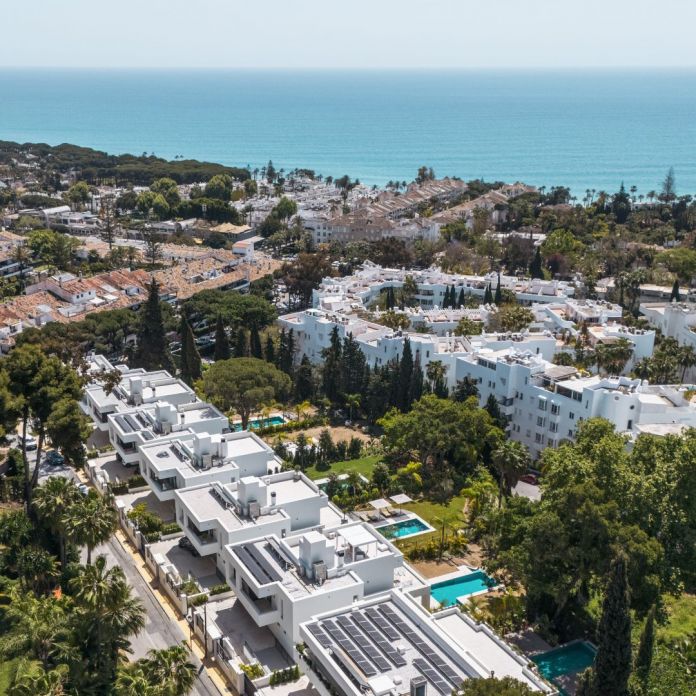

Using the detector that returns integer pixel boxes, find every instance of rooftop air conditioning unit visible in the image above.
[313,561,327,585]
[201,454,212,469]
[248,501,261,519]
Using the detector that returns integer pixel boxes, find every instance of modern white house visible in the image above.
[223,522,410,652]
[107,400,229,466]
[640,301,696,352]
[138,430,282,502]
[300,591,552,696]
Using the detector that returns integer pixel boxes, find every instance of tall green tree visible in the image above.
[592,553,632,696]
[634,604,656,680]
[397,338,414,411]
[491,440,530,506]
[64,494,117,565]
[494,274,502,305]
[234,326,248,358]
[133,280,174,372]
[529,247,544,279]
[201,358,291,429]
[321,327,343,404]
[33,477,80,568]
[178,316,201,385]
[294,354,314,402]
[669,278,681,302]
[213,314,230,361]
[249,324,263,359]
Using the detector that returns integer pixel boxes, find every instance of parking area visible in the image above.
[148,537,221,589]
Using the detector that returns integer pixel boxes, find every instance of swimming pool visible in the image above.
[379,518,430,539]
[532,641,596,683]
[431,570,496,605]
[234,416,285,431]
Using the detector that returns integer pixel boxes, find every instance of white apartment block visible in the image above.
[454,348,696,458]
[640,301,696,351]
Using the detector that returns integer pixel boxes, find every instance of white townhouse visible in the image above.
[300,591,552,696]
[107,400,229,467]
[173,470,343,573]
[640,301,696,354]
[138,430,282,502]
[222,521,413,653]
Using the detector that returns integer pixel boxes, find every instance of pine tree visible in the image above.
[234,327,248,357]
[133,280,174,372]
[250,324,263,359]
[494,274,502,305]
[529,247,544,279]
[593,553,632,696]
[214,314,230,361]
[670,279,680,302]
[634,605,656,679]
[294,354,314,401]
[265,335,276,364]
[397,338,414,411]
[179,316,202,385]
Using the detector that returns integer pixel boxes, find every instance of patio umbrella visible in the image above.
[369,498,391,511]
[390,493,412,514]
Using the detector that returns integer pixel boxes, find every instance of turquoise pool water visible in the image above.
[532,641,596,683]
[234,416,285,431]
[431,571,496,605]
[379,518,430,539]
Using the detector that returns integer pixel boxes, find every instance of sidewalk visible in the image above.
[115,530,233,694]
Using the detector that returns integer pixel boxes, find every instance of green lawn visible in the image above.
[658,594,696,642]
[304,454,382,481]
[0,658,19,695]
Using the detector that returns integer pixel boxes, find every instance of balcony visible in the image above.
[152,475,178,493]
[188,523,217,547]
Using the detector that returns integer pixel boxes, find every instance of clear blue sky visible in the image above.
[3,0,696,69]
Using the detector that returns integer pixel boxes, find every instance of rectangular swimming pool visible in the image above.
[234,416,285,431]
[379,518,430,539]
[532,641,596,682]
[431,570,496,605]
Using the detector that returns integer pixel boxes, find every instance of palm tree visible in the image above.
[115,668,158,696]
[71,556,145,686]
[141,643,197,696]
[294,399,311,422]
[63,494,117,564]
[16,545,60,595]
[34,477,80,568]
[595,338,634,376]
[679,345,696,382]
[9,659,69,696]
[491,441,530,507]
[345,393,361,421]
[433,514,458,563]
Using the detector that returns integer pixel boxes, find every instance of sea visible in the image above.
[2,68,696,196]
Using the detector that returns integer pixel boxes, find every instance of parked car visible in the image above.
[44,450,65,467]
[19,435,38,451]
[178,536,200,557]
[520,473,539,485]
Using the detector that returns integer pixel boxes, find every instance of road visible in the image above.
[94,534,224,696]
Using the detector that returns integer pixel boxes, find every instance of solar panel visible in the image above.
[413,658,451,695]
[426,649,462,686]
[322,620,377,677]
[232,544,282,585]
[336,616,391,671]
[306,623,332,649]
[351,613,407,667]
[365,607,400,640]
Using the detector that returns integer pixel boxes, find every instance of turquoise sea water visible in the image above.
[430,570,496,605]
[2,69,696,194]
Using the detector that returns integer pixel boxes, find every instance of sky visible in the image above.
[2,0,696,69]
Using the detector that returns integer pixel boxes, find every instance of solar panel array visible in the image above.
[353,611,407,667]
[233,544,282,585]
[336,616,392,671]
[413,658,452,695]
[322,619,378,677]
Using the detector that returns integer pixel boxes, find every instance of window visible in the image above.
[537,416,545,427]
[568,429,574,437]
[569,412,575,420]
[538,398,547,411]
[627,420,633,430]
[551,403,560,415]
[535,433,543,444]
[549,422,558,433]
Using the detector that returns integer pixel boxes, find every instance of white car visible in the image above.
[19,435,38,451]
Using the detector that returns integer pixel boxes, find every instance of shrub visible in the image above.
[209,583,231,596]
[143,530,161,543]
[127,502,163,535]
[180,579,199,596]
[240,663,264,679]
[128,474,147,489]
[190,593,209,607]
[160,522,182,536]
[110,481,128,495]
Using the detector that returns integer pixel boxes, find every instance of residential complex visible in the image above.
[80,354,555,694]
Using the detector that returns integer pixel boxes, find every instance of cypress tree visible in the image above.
[670,279,680,302]
[265,335,276,364]
[494,274,502,305]
[133,279,174,372]
[321,326,343,403]
[457,287,465,308]
[576,669,593,696]
[593,553,632,696]
[529,247,544,279]
[234,327,248,357]
[634,605,656,679]
[179,316,202,385]
[213,314,230,361]
[294,354,314,401]
[484,283,493,304]
[409,357,424,405]
[484,393,505,429]
[441,286,450,308]
[250,324,263,359]
[397,338,414,411]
